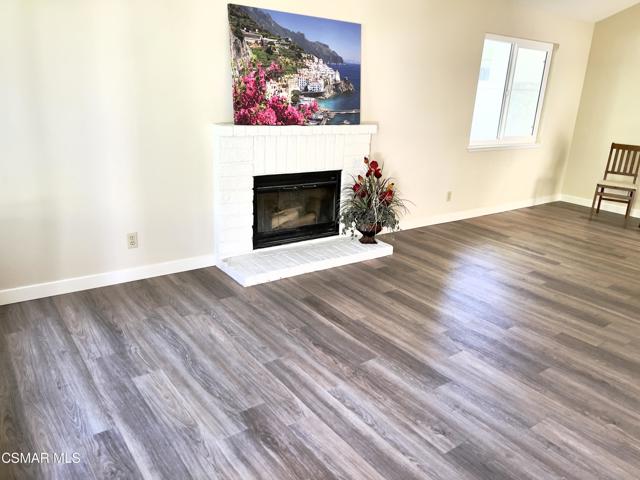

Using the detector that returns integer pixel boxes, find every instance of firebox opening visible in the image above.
[253,170,341,249]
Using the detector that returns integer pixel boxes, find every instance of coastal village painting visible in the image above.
[228,4,361,126]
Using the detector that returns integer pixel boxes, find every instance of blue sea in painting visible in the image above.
[318,63,361,125]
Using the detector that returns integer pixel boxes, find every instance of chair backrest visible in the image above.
[604,143,640,183]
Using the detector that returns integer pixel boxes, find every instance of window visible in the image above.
[469,34,553,149]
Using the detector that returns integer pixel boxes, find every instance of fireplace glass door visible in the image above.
[253,170,341,249]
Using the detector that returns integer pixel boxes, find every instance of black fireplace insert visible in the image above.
[253,170,341,249]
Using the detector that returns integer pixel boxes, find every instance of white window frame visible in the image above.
[468,33,554,151]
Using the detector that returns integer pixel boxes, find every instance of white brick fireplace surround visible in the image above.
[212,123,393,286]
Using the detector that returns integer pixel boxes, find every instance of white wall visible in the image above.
[561,3,640,207]
[0,0,593,295]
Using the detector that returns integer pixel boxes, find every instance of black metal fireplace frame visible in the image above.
[252,170,341,249]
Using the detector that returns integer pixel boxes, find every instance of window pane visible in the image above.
[470,39,512,142]
[503,47,547,138]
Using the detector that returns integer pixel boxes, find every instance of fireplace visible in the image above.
[253,170,341,249]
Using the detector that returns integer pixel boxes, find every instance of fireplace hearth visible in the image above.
[253,170,341,249]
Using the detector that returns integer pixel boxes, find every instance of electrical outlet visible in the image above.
[446,191,452,202]
[127,232,138,249]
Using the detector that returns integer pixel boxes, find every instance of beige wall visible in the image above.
[562,3,640,201]
[0,0,593,291]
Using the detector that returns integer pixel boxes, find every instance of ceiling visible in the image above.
[517,0,640,22]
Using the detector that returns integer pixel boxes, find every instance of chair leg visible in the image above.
[589,186,600,220]
[623,190,638,228]
[624,197,632,227]
[596,187,604,213]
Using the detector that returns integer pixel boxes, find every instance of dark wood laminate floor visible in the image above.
[2,202,640,479]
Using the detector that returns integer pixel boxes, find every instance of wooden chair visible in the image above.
[589,143,640,226]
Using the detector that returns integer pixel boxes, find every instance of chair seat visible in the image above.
[597,179,638,191]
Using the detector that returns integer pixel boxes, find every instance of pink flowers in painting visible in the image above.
[233,62,318,125]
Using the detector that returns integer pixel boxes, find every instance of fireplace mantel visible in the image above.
[212,123,378,137]
[212,123,378,262]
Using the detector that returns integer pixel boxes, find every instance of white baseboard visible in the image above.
[0,254,216,306]
[560,194,640,217]
[399,194,561,230]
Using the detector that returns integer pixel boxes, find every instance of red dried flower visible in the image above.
[380,190,394,204]
[369,160,379,170]
[374,169,382,178]
[353,183,361,193]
